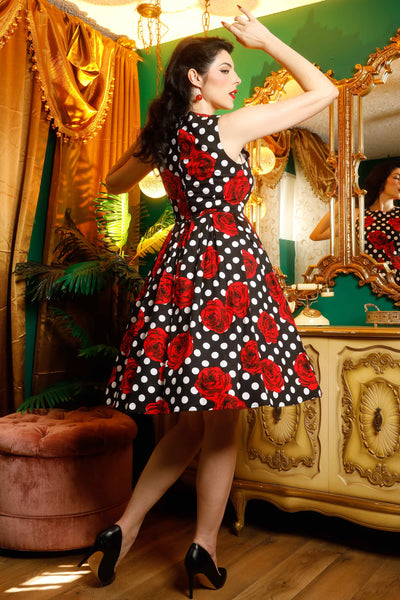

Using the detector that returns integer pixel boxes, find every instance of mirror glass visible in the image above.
[255,103,336,284]
[355,57,400,274]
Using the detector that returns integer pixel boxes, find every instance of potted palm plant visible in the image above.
[16,186,174,412]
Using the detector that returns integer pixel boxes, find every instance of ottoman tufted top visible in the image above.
[0,407,137,458]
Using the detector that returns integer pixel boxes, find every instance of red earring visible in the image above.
[195,93,202,102]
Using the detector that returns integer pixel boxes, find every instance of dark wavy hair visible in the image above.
[364,159,400,208]
[133,36,234,166]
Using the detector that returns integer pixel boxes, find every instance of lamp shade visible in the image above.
[138,168,166,198]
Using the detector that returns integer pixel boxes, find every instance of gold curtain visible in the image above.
[0,3,50,415]
[27,2,141,395]
[291,128,335,202]
[259,128,335,202]
[0,0,141,413]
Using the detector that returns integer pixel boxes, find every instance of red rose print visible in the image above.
[145,399,171,414]
[120,358,138,393]
[364,215,375,227]
[161,169,185,200]
[178,129,196,159]
[260,359,284,393]
[178,220,195,248]
[368,230,388,249]
[257,311,279,343]
[120,309,145,355]
[278,298,295,324]
[215,394,246,410]
[167,332,194,370]
[241,340,261,374]
[173,276,194,308]
[213,211,238,236]
[201,245,220,279]
[136,280,148,301]
[392,255,400,269]
[186,150,216,180]
[388,217,400,231]
[194,367,232,402]
[155,272,174,304]
[107,365,117,387]
[223,169,251,205]
[143,327,168,362]
[294,353,319,390]
[265,271,283,302]
[241,249,257,279]
[226,282,250,318]
[151,230,173,275]
[178,197,191,219]
[201,298,233,333]
[384,241,396,257]
[159,363,166,383]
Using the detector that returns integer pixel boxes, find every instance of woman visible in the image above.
[79,7,338,597]
[310,160,400,279]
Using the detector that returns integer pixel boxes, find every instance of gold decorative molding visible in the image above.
[341,350,400,487]
[245,397,320,472]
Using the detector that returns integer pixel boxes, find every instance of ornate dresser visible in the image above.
[231,326,400,534]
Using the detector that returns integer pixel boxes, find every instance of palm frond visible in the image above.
[133,206,175,259]
[49,307,92,348]
[107,254,143,292]
[54,209,101,263]
[15,261,66,301]
[57,260,106,296]
[94,184,131,251]
[78,344,118,359]
[17,380,85,413]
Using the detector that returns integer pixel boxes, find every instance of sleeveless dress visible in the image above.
[357,207,400,284]
[105,112,321,415]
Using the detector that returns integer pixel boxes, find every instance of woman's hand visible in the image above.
[222,6,270,51]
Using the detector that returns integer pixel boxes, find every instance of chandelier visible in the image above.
[137,1,167,94]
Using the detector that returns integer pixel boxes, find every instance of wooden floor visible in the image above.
[1,485,400,599]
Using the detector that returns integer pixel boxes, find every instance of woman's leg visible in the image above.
[193,410,241,564]
[116,411,205,563]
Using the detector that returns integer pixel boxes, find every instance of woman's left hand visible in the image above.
[222,6,270,51]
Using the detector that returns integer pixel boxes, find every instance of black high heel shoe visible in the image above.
[78,524,122,586]
[184,543,227,599]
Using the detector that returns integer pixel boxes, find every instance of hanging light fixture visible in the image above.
[202,0,211,36]
[137,1,167,94]
[252,139,276,175]
[138,168,166,198]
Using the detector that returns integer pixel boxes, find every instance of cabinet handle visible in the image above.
[373,407,383,432]
[273,406,282,422]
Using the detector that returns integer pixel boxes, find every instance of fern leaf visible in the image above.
[94,184,131,250]
[135,224,173,259]
[54,209,101,263]
[15,261,66,301]
[78,344,118,359]
[57,260,105,296]
[49,307,92,348]
[17,380,84,413]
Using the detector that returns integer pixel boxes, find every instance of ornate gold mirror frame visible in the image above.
[247,30,400,305]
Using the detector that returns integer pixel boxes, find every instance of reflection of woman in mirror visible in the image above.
[310,159,400,277]
[359,160,400,272]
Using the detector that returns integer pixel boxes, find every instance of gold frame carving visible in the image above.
[248,31,400,304]
[341,351,400,487]
[309,29,400,305]
[245,398,320,472]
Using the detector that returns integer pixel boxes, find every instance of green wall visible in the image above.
[136,0,400,325]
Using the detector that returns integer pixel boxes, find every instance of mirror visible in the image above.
[247,30,400,305]
[244,68,336,285]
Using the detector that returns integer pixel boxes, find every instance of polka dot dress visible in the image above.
[360,208,400,283]
[105,112,321,415]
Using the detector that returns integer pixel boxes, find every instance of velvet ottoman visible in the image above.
[0,406,137,551]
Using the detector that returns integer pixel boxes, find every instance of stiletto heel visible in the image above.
[78,524,122,586]
[184,543,227,599]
